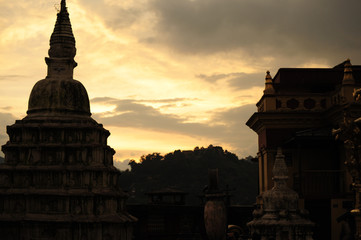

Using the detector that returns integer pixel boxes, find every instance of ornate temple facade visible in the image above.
[246,60,361,239]
[0,1,136,239]
[247,148,314,240]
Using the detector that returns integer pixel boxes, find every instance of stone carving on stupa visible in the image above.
[0,1,136,239]
[247,148,314,240]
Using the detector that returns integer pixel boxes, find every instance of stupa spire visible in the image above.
[61,0,66,12]
[49,0,75,59]
[46,0,77,79]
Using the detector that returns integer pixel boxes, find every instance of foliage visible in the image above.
[119,145,258,205]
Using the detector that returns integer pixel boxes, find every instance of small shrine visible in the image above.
[247,148,314,240]
[0,1,136,239]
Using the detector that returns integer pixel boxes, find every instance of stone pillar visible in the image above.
[204,169,227,240]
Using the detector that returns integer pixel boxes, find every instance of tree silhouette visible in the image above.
[119,145,258,205]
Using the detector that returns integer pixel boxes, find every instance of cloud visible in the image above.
[93,98,222,137]
[0,107,12,111]
[197,73,239,83]
[77,0,149,30]
[92,97,258,157]
[0,112,17,156]
[210,104,258,156]
[148,0,361,64]
[114,159,131,170]
[91,97,198,104]
[196,72,265,89]
[91,97,201,114]
[0,75,25,81]
[91,97,117,103]
[137,98,199,103]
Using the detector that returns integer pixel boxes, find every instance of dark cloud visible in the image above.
[93,98,221,137]
[70,0,361,68]
[149,0,361,64]
[74,0,361,67]
[228,72,265,89]
[92,98,258,157]
[196,72,265,89]
[210,104,258,156]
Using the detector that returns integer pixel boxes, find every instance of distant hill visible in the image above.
[0,156,4,164]
[119,145,258,205]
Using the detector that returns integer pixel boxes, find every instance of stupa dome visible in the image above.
[27,78,90,116]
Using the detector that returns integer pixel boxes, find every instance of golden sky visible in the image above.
[1,0,361,169]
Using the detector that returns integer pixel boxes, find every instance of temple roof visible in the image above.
[272,60,361,94]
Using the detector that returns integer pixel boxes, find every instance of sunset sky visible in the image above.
[1,0,361,169]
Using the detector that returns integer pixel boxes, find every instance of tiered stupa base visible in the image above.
[0,115,136,240]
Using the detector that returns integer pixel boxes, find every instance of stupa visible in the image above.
[0,1,136,239]
[247,148,314,240]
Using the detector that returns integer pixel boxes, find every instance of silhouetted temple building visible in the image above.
[0,1,136,239]
[246,59,361,239]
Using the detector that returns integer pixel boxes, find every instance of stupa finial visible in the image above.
[61,0,67,13]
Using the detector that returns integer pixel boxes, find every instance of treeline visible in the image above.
[118,145,258,205]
